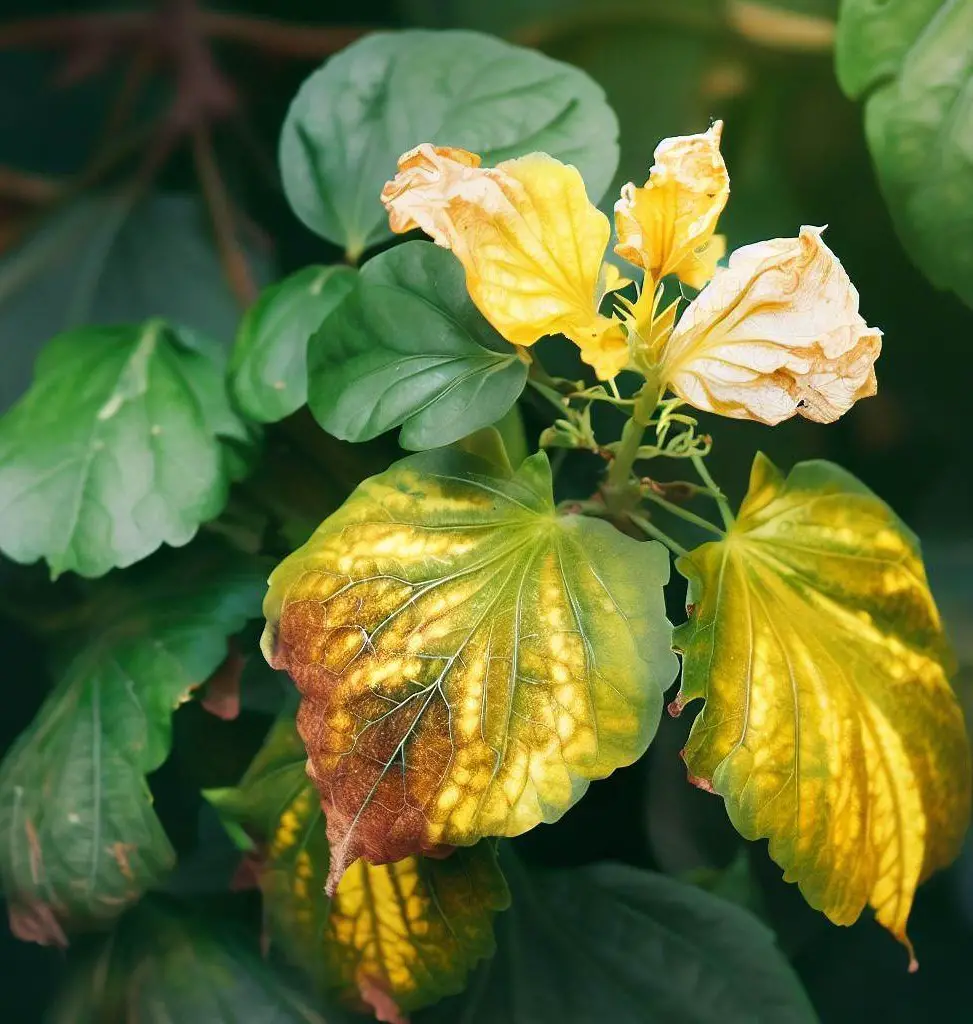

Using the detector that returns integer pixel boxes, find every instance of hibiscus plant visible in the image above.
[0,27,968,1024]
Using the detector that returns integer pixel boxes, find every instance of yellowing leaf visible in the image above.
[659,226,882,424]
[381,144,628,378]
[207,715,509,1022]
[672,454,971,958]
[614,121,729,288]
[327,848,508,1023]
[262,450,678,888]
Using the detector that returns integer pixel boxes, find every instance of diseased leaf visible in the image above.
[47,901,330,1024]
[208,714,509,1021]
[262,450,678,887]
[279,30,619,257]
[307,242,528,450]
[230,266,357,423]
[836,0,973,309]
[419,852,816,1024]
[0,547,265,942]
[673,454,971,958]
[0,320,252,578]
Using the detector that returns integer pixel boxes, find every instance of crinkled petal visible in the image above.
[659,226,882,425]
[382,144,618,375]
[614,122,729,287]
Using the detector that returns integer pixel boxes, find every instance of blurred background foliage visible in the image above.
[0,0,970,1020]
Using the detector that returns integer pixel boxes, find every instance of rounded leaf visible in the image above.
[307,241,528,450]
[261,450,678,888]
[279,30,620,257]
[420,853,817,1024]
[0,321,250,578]
[230,266,357,423]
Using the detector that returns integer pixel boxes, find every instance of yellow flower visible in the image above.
[382,143,628,379]
[657,226,882,424]
[614,121,729,289]
[381,126,880,418]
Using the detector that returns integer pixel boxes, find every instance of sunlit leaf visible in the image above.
[0,320,252,578]
[0,547,265,943]
[47,901,329,1024]
[207,714,509,1021]
[672,454,971,958]
[230,266,357,423]
[307,242,528,450]
[262,450,677,887]
[280,30,619,257]
[836,0,973,309]
[419,851,816,1023]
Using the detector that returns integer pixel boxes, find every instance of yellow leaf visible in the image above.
[673,454,971,959]
[206,715,509,1022]
[326,848,508,1023]
[262,450,677,888]
[381,144,628,379]
[614,122,729,288]
[659,226,882,424]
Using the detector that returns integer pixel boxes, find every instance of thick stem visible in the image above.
[606,416,646,493]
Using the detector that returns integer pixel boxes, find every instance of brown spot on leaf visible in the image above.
[110,842,136,880]
[8,901,68,948]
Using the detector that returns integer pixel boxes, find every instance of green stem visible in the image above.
[691,454,734,530]
[627,513,688,557]
[606,416,646,491]
[640,490,724,537]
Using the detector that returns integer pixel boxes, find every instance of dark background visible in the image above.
[1,0,970,1020]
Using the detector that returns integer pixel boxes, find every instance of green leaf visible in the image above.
[307,241,529,451]
[672,454,971,957]
[0,320,251,578]
[0,193,274,415]
[230,266,357,423]
[48,901,331,1024]
[418,852,817,1023]
[279,30,620,257]
[836,0,973,308]
[262,449,678,886]
[208,714,509,1021]
[0,547,265,944]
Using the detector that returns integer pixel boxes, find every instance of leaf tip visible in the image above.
[359,975,409,1024]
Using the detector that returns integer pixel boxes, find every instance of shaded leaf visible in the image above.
[208,714,509,1020]
[0,193,274,415]
[230,266,357,423]
[0,320,251,578]
[279,30,619,257]
[0,547,265,941]
[47,900,330,1024]
[673,454,971,957]
[419,852,816,1023]
[262,449,678,887]
[836,0,973,309]
[307,241,528,450]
